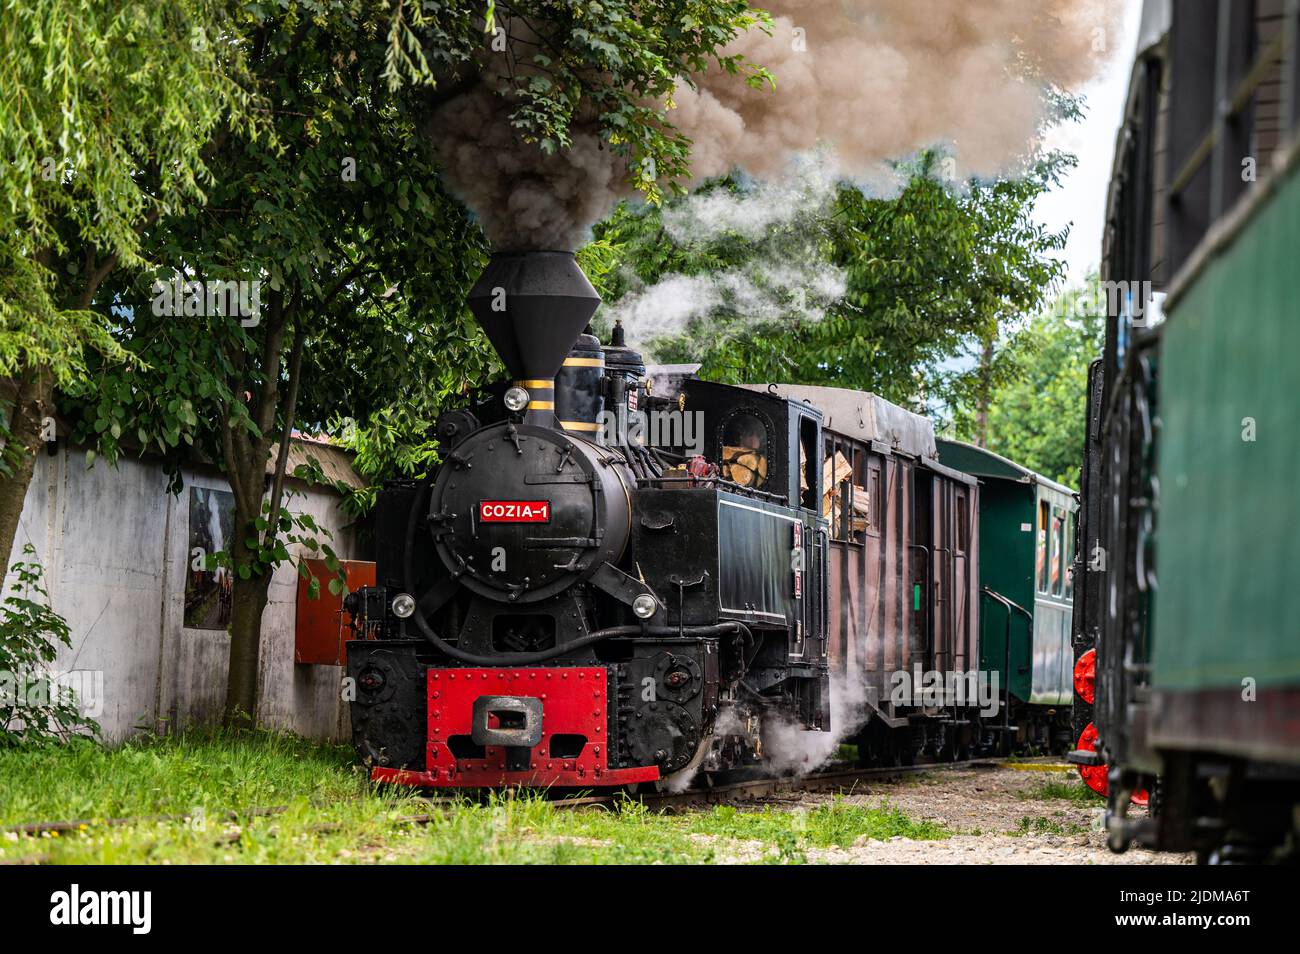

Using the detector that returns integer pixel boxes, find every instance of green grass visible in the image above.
[1020,777,1103,805]
[0,728,365,825]
[0,731,948,864]
[1011,815,1088,837]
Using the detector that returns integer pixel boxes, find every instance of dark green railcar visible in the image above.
[1079,0,1300,861]
[936,439,1075,751]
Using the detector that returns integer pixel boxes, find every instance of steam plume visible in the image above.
[600,153,850,354]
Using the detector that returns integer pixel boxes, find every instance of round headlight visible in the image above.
[632,594,657,619]
[391,592,416,619]
[503,386,530,412]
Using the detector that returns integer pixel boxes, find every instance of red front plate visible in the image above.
[371,667,660,788]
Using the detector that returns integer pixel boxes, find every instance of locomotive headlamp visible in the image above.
[391,592,416,619]
[503,386,530,412]
[632,594,658,619]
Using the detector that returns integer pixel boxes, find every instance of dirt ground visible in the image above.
[716,762,1194,865]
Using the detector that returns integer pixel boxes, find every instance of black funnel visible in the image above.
[467,251,601,383]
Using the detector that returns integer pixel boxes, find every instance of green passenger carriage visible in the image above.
[937,440,1076,752]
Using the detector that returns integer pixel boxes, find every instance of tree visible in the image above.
[66,7,492,724]
[0,0,254,569]
[588,149,1073,411]
[48,1,773,726]
[951,276,1106,487]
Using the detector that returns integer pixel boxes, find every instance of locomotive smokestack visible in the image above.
[467,252,600,422]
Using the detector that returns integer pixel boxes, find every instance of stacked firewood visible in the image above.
[821,450,869,536]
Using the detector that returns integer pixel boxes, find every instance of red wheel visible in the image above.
[1076,723,1108,795]
[1073,649,1096,705]
[1076,723,1149,804]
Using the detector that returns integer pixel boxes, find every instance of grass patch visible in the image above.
[1011,815,1087,837]
[1021,777,1102,805]
[684,798,950,862]
[0,727,368,826]
[0,732,948,864]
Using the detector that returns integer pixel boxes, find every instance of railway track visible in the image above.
[561,757,1007,811]
[3,757,1009,845]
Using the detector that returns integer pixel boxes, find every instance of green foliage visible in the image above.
[0,0,255,396]
[589,149,1073,409]
[384,1,773,203]
[689,798,951,855]
[0,546,100,746]
[0,0,254,260]
[0,242,126,394]
[63,3,494,553]
[953,276,1106,487]
[1012,814,1087,836]
[0,728,358,824]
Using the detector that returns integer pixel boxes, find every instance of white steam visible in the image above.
[761,671,871,777]
[600,153,850,354]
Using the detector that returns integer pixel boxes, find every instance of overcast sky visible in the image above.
[1033,0,1142,288]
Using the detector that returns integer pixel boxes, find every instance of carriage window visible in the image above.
[1050,507,1065,596]
[829,441,849,541]
[721,412,769,489]
[1036,500,1049,593]
[1064,511,1076,599]
[956,490,969,553]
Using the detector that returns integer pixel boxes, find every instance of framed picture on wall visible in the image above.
[184,487,236,631]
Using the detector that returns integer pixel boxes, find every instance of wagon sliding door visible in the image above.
[915,471,978,677]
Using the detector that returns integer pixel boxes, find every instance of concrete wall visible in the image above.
[4,445,362,742]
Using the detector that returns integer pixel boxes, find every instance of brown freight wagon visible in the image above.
[740,385,980,764]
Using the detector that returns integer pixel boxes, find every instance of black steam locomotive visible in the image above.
[345,250,1075,789]
[345,251,830,788]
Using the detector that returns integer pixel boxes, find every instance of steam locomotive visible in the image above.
[344,250,1075,790]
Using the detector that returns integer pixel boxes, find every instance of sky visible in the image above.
[1033,0,1143,287]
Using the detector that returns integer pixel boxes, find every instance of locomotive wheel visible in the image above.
[1076,723,1148,805]
[1073,649,1096,705]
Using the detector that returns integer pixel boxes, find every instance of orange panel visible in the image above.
[294,558,376,666]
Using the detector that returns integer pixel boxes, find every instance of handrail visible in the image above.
[980,586,1033,736]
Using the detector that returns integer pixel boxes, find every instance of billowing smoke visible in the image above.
[430,0,1120,250]
[431,83,630,251]
[673,0,1121,183]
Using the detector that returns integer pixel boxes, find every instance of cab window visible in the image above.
[721,412,769,489]
[799,415,819,510]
